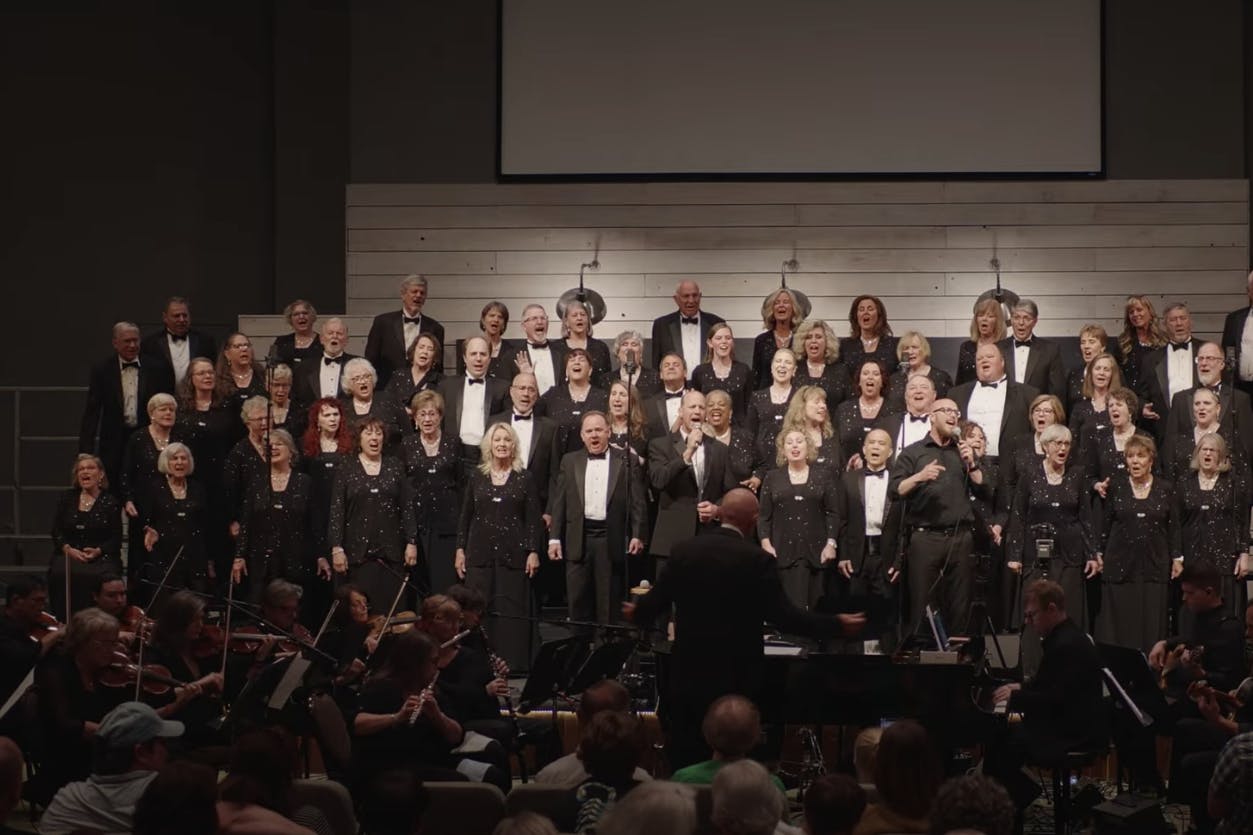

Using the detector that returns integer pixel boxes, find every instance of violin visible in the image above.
[368,611,419,639]
[191,624,282,657]
[119,605,154,640]
[30,611,63,641]
[98,652,187,696]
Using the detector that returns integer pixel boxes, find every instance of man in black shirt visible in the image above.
[1151,561,1246,696]
[0,577,58,727]
[888,397,988,636]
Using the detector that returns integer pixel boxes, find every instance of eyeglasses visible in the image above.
[932,407,961,416]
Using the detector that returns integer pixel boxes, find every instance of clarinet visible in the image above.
[480,625,518,722]
[407,629,472,727]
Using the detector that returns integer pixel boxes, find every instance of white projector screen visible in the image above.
[500,0,1102,176]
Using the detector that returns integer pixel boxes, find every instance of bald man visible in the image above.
[627,488,863,767]
[651,281,726,376]
[80,322,163,492]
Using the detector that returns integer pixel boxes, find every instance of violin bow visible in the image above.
[219,575,236,679]
[136,545,184,700]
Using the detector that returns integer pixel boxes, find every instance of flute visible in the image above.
[407,629,472,727]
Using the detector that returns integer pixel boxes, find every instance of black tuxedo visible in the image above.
[646,431,736,557]
[998,336,1067,398]
[837,469,903,576]
[293,352,359,409]
[1167,383,1253,458]
[947,379,1039,456]
[437,375,511,449]
[79,355,163,490]
[502,340,569,392]
[643,389,687,440]
[650,310,726,372]
[364,310,445,387]
[1220,306,1253,394]
[878,411,933,455]
[488,410,559,509]
[1137,338,1203,441]
[139,330,218,395]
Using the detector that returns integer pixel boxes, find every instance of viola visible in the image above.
[98,652,187,696]
[119,605,154,639]
[30,611,63,641]
[191,624,285,657]
[368,611,418,640]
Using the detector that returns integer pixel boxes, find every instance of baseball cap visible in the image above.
[96,701,184,748]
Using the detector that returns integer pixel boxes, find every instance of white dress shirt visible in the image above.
[967,377,1009,456]
[1167,342,1194,402]
[583,454,610,521]
[529,344,557,394]
[459,376,488,445]
[663,389,684,431]
[319,354,345,398]
[897,412,931,452]
[679,428,706,491]
[864,469,889,536]
[680,316,702,376]
[402,310,421,354]
[120,358,140,428]
[167,333,190,385]
[1012,340,1031,384]
[512,413,534,468]
[1240,313,1253,382]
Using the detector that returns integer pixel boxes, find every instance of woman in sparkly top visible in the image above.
[751,288,805,390]
[402,390,463,597]
[1081,387,1145,496]
[691,322,752,420]
[386,331,443,415]
[1068,351,1122,440]
[607,379,648,471]
[703,388,760,491]
[328,417,418,615]
[886,331,951,410]
[793,318,850,410]
[758,429,840,611]
[120,393,180,533]
[746,348,798,466]
[780,385,842,481]
[49,454,123,617]
[839,295,898,376]
[455,422,543,671]
[1175,432,1251,618]
[536,348,609,457]
[1094,433,1183,652]
[141,442,209,605]
[834,358,895,471]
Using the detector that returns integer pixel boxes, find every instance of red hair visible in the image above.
[301,397,353,457]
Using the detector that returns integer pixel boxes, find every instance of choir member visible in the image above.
[879,373,937,456]
[548,412,648,628]
[79,321,161,493]
[759,429,840,610]
[751,287,805,389]
[955,298,1007,387]
[490,372,559,523]
[455,422,544,671]
[837,428,902,647]
[600,330,661,398]
[266,363,301,438]
[222,396,271,541]
[50,455,123,617]
[119,393,179,530]
[650,280,726,376]
[889,399,988,636]
[998,394,1066,519]
[959,420,1007,626]
[642,353,690,440]
[647,390,737,559]
[746,348,798,462]
[1175,433,1251,618]
[293,317,356,407]
[998,300,1067,398]
[691,322,753,420]
[1069,351,1122,439]
[437,336,511,477]
[794,318,850,409]
[508,304,565,396]
[948,343,1037,460]
[1082,387,1144,495]
[607,379,649,466]
[271,298,321,371]
[537,348,609,457]
[704,388,760,491]
[385,331,442,417]
[1163,387,1246,481]
[142,442,210,601]
[233,429,318,602]
[339,357,407,446]
[1065,325,1113,413]
[401,393,464,597]
[1138,302,1202,441]
[887,331,952,409]
[328,418,419,613]
[559,298,612,379]
[144,592,226,748]
[1221,269,1253,398]
[835,358,894,470]
[365,274,445,385]
[1167,341,1253,459]
[301,397,353,592]
[1005,425,1096,632]
[780,385,842,479]
[1117,294,1168,394]
[1094,434,1183,652]
[464,300,515,380]
[839,295,899,374]
[174,357,235,579]
[140,296,218,395]
[214,333,267,423]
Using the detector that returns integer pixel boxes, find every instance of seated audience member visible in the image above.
[132,760,220,835]
[597,780,700,835]
[671,695,787,793]
[535,679,651,786]
[1209,731,1253,835]
[711,759,785,835]
[853,720,941,835]
[494,811,561,835]
[39,700,184,835]
[567,711,646,833]
[927,775,1014,835]
[0,737,25,835]
[803,774,867,835]
[852,727,881,793]
[355,770,431,835]
[218,728,332,835]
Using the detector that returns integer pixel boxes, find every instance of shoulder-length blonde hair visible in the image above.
[775,427,819,467]
[761,288,806,331]
[793,319,839,364]
[477,422,524,475]
[1118,295,1168,358]
[895,330,932,364]
[968,298,1007,343]
[781,385,833,439]
[1190,432,1232,473]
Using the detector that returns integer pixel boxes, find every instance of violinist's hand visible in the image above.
[838,612,867,636]
[486,678,509,698]
[455,549,467,579]
[838,559,854,579]
[198,672,224,694]
[124,501,139,519]
[1093,478,1110,499]
[993,683,1021,704]
[39,630,64,652]
[364,636,380,656]
[404,544,418,567]
[1197,691,1221,723]
[143,527,159,552]
[525,552,540,578]
[332,549,348,574]
[345,658,366,680]
[1148,640,1168,670]
[1007,561,1023,575]
[173,682,202,708]
[231,558,247,585]
[316,558,332,581]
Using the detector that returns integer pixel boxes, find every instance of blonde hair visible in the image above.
[146,393,177,417]
[781,385,833,439]
[1030,394,1066,427]
[794,319,839,364]
[1190,432,1232,473]
[775,427,818,467]
[969,297,1007,342]
[1081,353,1123,399]
[1119,295,1168,357]
[761,288,805,331]
[477,422,524,475]
[70,454,108,489]
[895,330,932,363]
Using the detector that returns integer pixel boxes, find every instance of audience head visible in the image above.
[493,812,560,835]
[973,343,1005,383]
[0,737,23,821]
[673,280,703,317]
[1023,579,1068,636]
[357,768,431,835]
[400,274,428,313]
[852,726,881,784]
[1009,300,1039,341]
[873,719,942,821]
[970,298,1007,343]
[598,780,698,835]
[578,678,632,723]
[93,701,183,776]
[578,710,644,785]
[928,774,1015,835]
[849,295,890,338]
[1179,561,1224,612]
[711,758,782,835]
[320,317,348,356]
[1192,431,1230,475]
[803,773,867,835]
[162,297,191,337]
[112,321,141,360]
[718,488,760,538]
[703,694,762,760]
[132,760,219,835]
[219,727,299,816]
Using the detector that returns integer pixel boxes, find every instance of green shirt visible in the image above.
[670,758,787,793]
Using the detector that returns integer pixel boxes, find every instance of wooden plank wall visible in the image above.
[240,180,1250,364]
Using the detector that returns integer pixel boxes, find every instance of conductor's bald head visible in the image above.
[719,488,760,537]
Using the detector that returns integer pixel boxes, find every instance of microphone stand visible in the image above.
[621,354,640,607]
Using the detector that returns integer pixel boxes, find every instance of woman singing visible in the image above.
[536,348,609,457]
[1081,387,1144,495]
[1065,325,1114,413]
[272,299,321,371]
[691,323,753,420]
[704,389,760,491]
[1175,433,1251,617]
[215,333,267,430]
[142,442,209,602]
[793,318,850,409]
[607,379,649,467]
[600,331,661,398]
[835,359,895,470]
[781,384,842,481]
[746,348,798,464]
[386,331,442,416]
[49,455,123,618]
[560,299,612,379]
[1117,295,1168,393]
[340,357,407,447]
[759,430,840,610]
[839,295,898,375]
[402,390,462,597]
[455,422,543,672]
[955,298,1006,387]
[1069,352,1122,439]
[266,363,301,438]
[886,331,952,410]
[120,393,180,531]
[751,288,805,389]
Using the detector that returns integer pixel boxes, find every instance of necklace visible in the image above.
[1198,472,1219,491]
[787,466,809,485]
[360,456,381,475]
[78,492,97,512]
[168,477,187,499]
[490,468,511,486]
[1044,465,1064,486]
[1130,477,1152,499]
[272,470,291,491]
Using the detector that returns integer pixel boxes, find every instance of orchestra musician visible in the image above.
[0,577,60,709]
[144,591,226,750]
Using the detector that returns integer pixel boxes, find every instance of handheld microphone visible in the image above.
[898,361,910,376]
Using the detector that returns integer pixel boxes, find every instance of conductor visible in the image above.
[623,488,865,768]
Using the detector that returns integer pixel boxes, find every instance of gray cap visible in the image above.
[96,701,184,748]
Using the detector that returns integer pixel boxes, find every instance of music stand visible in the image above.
[1097,642,1171,794]
[569,639,635,694]
[518,637,587,715]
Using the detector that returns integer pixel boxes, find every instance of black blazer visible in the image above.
[488,411,560,509]
[642,389,689,440]
[997,336,1067,398]
[1010,618,1107,756]
[647,432,737,557]
[502,340,569,391]
[78,355,163,482]
[948,379,1038,455]
[139,330,218,395]
[1167,383,1253,459]
[1137,338,1203,440]
[436,376,511,442]
[364,310,446,387]
[1220,306,1251,379]
[650,310,726,371]
[293,352,359,409]
[838,468,903,574]
[549,448,648,562]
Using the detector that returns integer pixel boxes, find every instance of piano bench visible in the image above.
[1031,750,1099,835]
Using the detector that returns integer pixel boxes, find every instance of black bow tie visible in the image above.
[664,390,685,399]
[1171,342,1191,351]
[865,469,886,478]
[121,361,139,370]
[466,378,485,386]
[403,315,421,325]
[681,316,699,325]
[323,356,344,366]
[1014,339,1033,349]
[908,414,929,423]
[168,333,187,343]
[512,413,531,421]
[528,341,549,350]
[587,451,608,460]
[980,380,1000,389]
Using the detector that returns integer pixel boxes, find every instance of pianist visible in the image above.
[985,580,1106,809]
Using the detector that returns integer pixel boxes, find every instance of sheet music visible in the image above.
[267,657,312,710]
[1101,667,1152,728]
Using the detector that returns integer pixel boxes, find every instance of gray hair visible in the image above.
[268,428,299,465]
[240,395,269,422]
[1039,423,1072,447]
[1163,302,1190,318]
[146,393,177,416]
[1011,299,1040,319]
[70,453,108,488]
[342,357,378,394]
[157,442,195,476]
[597,781,698,835]
[282,299,317,324]
[612,330,646,355]
[400,274,428,291]
[1190,432,1232,473]
[711,759,783,835]
[112,321,140,339]
[270,363,293,384]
